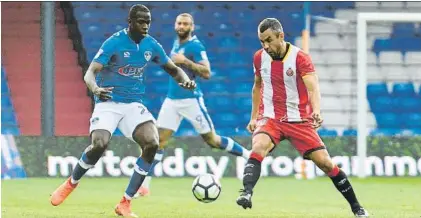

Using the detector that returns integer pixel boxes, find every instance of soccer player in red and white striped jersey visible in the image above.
[236,18,369,217]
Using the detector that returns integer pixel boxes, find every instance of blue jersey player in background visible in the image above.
[136,13,250,197]
[50,5,196,218]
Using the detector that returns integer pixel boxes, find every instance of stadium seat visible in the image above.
[343,129,357,136]
[206,96,234,112]
[1,95,12,108]
[392,83,415,97]
[395,97,421,113]
[402,113,421,128]
[367,83,389,99]
[317,128,338,137]
[376,113,399,128]
[370,128,399,136]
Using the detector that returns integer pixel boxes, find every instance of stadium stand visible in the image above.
[1,66,20,135]
[69,1,420,137]
[1,2,91,136]
[2,2,419,137]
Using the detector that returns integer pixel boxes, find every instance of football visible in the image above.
[191,173,222,203]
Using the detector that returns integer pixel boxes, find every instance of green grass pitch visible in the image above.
[2,177,420,217]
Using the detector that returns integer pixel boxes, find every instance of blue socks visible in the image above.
[124,157,151,199]
[71,150,98,184]
[142,149,164,189]
[219,136,250,159]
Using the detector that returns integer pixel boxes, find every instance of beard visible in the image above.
[176,30,191,40]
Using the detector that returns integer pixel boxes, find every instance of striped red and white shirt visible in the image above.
[253,43,315,122]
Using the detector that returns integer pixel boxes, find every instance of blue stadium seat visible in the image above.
[397,129,418,137]
[367,83,388,99]
[233,82,253,94]
[317,128,338,137]
[413,129,421,136]
[234,97,252,109]
[205,96,234,112]
[402,113,421,128]
[213,113,238,127]
[201,80,229,94]
[343,129,357,136]
[1,82,9,94]
[1,111,17,124]
[395,97,421,112]
[392,23,416,38]
[370,128,399,136]
[1,96,12,107]
[392,83,415,97]
[376,113,398,128]
[370,96,393,113]
[1,125,20,135]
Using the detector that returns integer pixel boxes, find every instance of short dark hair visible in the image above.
[129,4,150,18]
[178,13,194,24]
[258,18,283,34]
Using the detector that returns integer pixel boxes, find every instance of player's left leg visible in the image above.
[287,122,369,217]
[308,150,369,217]
[137,97,182,197]
[182,97,250,159]
[200,131,250,159]
[114,103,158,217]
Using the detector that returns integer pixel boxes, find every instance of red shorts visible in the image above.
[253,118,325,159]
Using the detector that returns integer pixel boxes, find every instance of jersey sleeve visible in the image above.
[93,37,116,66]
[296,51,315,77]
[152,41,170,65]
[253,50,262,77]
[192,42,208,62]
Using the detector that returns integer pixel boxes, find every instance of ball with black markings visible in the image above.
[191,173,221,203]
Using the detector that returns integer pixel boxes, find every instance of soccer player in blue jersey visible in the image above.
[136,13,251,197]
[50,5,195,217]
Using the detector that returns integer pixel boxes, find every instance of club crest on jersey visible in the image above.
[286,67,294,76]
[123,52,130,58]
[118,64,146,77]
[144,51,152,61]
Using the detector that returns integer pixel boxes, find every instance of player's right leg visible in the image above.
[136,127,174,197]
[50,102,121,206]
[136,98,181,197]
[237,118,280,210]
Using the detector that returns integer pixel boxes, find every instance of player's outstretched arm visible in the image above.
[161,60,196,90]
[84,62,113,101]
[172,53,210,79]
[303,74,323,128]
[247,75,262,133]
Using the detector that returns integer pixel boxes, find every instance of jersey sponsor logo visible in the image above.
[286,67,294,76]
[144,51,152,61]
[118,64,147,77]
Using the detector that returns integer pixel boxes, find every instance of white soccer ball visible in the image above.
[191,173,222,203]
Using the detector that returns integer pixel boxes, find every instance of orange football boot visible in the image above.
[115,197,138,218]
[50,177,78,206]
